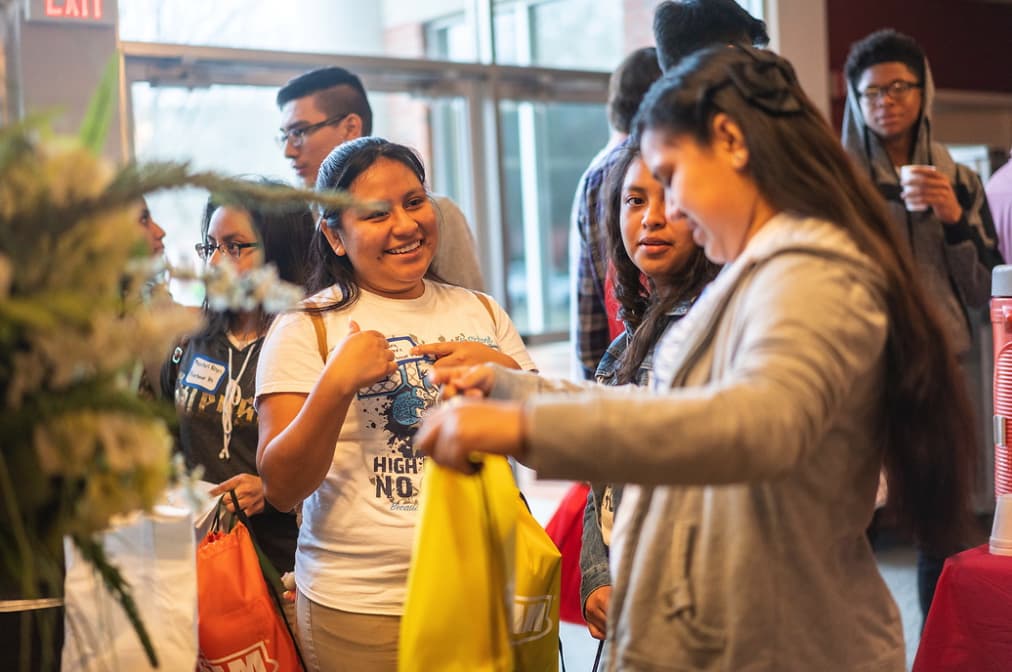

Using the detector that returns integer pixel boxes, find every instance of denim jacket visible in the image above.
[579,303,691,611]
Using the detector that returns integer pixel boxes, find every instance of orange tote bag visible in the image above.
[196,492,304,672]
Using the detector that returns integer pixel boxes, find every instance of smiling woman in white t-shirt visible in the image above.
[254,137,534,672]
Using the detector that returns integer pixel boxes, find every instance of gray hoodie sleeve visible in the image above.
[941,163,1001,307]
[519,253,889,486]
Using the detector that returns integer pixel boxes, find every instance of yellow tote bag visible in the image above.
[513,495,562,671]
[399,456,561,672]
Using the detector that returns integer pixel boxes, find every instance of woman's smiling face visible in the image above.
[325,157,438,299]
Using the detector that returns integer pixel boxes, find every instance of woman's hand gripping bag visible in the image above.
[399,455,561,672]
[196,501,303,671]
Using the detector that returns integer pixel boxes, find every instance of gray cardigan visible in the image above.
[494,214,906,671]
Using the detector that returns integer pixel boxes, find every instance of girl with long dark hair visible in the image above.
[161,180,315,576]
[416,46,976,671]
[580,144,718,640]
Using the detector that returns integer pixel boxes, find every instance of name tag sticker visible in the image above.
[184,356,226,393]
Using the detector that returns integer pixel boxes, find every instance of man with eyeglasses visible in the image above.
[276,67,484,290]
[842,28,1002,627]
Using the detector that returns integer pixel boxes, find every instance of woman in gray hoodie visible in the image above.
[417,45,977,672]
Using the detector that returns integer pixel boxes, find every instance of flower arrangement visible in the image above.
[0,62,363,670]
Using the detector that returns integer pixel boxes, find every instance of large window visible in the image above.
[119,0,482,62]
[130,80,470,303]
[120,0,763,337]
[121,0,763,71]
[499,100,607,334]
[493,0,625,70]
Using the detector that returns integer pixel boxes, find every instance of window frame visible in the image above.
[121,39,608,341]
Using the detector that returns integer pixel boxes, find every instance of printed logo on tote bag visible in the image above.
[513,594,555,644]
[198,639,280,672]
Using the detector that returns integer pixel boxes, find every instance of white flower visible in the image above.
[40,139,116,209]
[173,259,305,315]
[34,412,99,478]
[34,411,173,533]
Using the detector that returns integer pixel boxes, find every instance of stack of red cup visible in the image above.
[991,267,1012,499]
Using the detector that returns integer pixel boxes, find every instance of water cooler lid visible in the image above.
[994,265,1012,297]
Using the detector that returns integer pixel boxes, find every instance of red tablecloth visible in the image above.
[913,545,1012,671]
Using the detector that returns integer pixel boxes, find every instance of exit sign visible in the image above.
[25,0,117,26]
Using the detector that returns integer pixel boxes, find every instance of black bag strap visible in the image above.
[226,489,308,672]
[209,494,235,534]
[592,639,605,672]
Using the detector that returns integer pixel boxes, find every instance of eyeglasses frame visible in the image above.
[195,240,261,260]
[276,113,351,148]
[858,80,922,104]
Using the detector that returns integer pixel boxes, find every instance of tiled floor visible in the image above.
[522,341,923,671]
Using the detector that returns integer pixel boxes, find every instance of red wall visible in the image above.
[827,0,1012,126]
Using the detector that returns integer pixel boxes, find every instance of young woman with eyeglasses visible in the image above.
[254,137,534,671]
[160,179,315,579]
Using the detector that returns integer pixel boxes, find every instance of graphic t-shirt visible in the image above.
[255,281,535,615]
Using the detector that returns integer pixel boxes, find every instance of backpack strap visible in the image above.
[310,294,493,365]
[308,311,328,363]
[471,291,497,331]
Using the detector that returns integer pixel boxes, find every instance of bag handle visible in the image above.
[475,460,513,665]
[209,494,235,535]
[226,489,308,672]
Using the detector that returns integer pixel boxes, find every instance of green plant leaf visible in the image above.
[78,56,119,154]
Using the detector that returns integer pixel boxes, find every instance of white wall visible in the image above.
[934,90,1012,155]
[16,16,122,158]
[764,0,831,119]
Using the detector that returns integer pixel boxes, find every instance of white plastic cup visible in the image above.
[989,493,1012,555]
[899,164,934,212]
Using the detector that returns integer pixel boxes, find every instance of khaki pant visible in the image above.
[295,589,400,672]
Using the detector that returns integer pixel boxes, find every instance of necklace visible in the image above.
[220,341,257,460]
[226,329,259,350]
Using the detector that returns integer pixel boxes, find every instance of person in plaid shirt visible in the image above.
[570,48,660,379]
[570,0,768,379]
